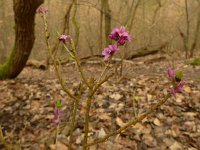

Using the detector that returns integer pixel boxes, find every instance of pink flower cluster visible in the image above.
[37,6,48,14]
[109,26,131,46]
[59,34,71,43]
[102,45,119,60]
[102,26,131,60]
[167,68,185,95]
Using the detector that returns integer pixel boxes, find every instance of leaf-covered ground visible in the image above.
[0,55,200,150]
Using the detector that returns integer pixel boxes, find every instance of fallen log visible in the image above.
[126,42,168,60]
[25,43,168,69]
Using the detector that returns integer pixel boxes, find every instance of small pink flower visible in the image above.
[167,68,175,79]
[109,28,120,41]
[53,108,63,126]
[37,6,48,14]
[169,80,185,95]
[167,68,185,95]
[175,80,185,93]
[102,45,119,60]
[170,88,176,95]
[109,26,131,46]
[59,34,71,43]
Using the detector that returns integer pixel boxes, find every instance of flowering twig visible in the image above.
[167,68,185,94]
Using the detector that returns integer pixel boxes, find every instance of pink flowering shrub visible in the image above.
[37,10,188,148]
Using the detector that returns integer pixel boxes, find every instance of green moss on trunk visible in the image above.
[0,64,8,78]
[0,46,16,79]
[0,0,44,79]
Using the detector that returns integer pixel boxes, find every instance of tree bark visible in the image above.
[189,2,200,57]
[102,0,111,46]
[184,0,190,59]
[0,0,44,79]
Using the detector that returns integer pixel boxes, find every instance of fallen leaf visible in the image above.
[175,94,184,103]
[30,100,41,111]
[116,117,126,127]
[153,118,162,126]
[142,134,157,147]
[99,113,111,121]
[169,141,182,150]
[50,141,68,150]
[147,94,153,101]
[131,123,144,133]
[134,96,141,101]
[183,85,191,93]
[110,93,123,100]
[97,128,106,138]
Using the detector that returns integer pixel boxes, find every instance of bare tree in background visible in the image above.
[100,0,104,50]
[48,0,74,63]
[184,0,190,58]
[0,0,44,79]
[126,0,141,32]
[179,0,200,58]
[149,0,162,45]
[71,0,80,48]
[0,0,7,63]
[189,0,200,57]
[102,0,111,46]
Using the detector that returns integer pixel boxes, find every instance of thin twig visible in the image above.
[54,59,79,101]
[71,41,91,88]
[41,14,51,68]
[69,99,80,150]
[55,117,60,149]
[83,89,94,150]
[96,61,110,85]
[86,94,171,147]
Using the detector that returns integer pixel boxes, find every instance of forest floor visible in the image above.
[0,54,200,150]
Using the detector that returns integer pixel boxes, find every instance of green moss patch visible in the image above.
[190,58,200,66]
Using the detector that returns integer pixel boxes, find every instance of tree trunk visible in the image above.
[189,2,200,57]
[0,0,44,79]
[184,0,190,59]
[0,0,7,63]
[102,0,111,46]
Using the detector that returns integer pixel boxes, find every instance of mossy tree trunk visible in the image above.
[0,0,7,63]
[0,0,44,79]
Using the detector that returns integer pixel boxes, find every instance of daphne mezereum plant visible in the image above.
[37,6,187,150]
